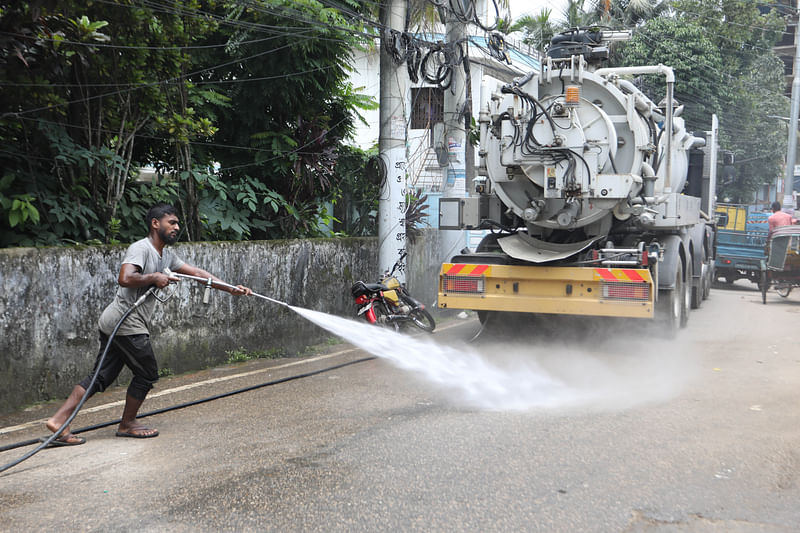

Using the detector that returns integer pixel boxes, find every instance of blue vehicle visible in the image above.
[714,204,769,286]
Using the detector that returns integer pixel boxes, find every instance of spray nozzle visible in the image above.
[203,278,213,304]
[152,268,180,303]
[163,267,179,283]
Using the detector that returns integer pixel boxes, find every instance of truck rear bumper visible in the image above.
[439,263,654,319]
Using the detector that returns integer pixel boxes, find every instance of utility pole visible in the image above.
[440,0,469,260]
[784,0,800,210]
[707,114,718,215]
[378,0,409,282]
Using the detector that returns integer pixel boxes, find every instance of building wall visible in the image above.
[350,41,538,201]
[0,234,444,415]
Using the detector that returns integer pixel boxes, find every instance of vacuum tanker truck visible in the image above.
[437,29,717,332]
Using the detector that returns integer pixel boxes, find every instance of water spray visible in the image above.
[1,270,290,474]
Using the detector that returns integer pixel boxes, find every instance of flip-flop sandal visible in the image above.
[40,434,86,447]
[116,428,159,438]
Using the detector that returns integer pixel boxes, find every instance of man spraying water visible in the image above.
[45,203,252,445]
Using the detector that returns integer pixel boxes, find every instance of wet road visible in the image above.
[2,281,800,532]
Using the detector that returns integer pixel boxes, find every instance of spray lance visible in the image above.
[0,268,292,475]
[163,268,288,307]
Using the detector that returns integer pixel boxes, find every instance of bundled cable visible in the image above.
[487,33,510,64]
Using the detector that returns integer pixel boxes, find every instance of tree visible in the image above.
[508,9,557,51]
[0,1,203,245]
[618,2,787,202]
[590,0,670,28]
[0,0,378,246]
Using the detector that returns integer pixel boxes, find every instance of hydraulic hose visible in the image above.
[2,272,319,474]
[0,356,375,457]
[0,287,157,474]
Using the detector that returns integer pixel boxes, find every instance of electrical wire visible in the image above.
[0,30,296,51]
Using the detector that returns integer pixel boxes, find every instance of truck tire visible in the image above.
[691,257,702,309]
[681,258,691,328]
[656,259,688,333]
[701,262,712,300]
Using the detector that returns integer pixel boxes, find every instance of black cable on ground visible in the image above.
[0,356,376,458]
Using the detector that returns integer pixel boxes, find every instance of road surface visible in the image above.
[1,281,799,532]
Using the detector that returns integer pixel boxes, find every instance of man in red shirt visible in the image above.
[768,201,797,237]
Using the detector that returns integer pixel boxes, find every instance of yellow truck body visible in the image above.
[439,263,654,319]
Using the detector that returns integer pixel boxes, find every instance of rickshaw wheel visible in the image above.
[761,270,769,304]
[776,285,792,298]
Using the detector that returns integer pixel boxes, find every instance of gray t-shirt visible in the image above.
[98,238,185,336]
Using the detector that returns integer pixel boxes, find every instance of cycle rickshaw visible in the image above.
[760,225,800,303]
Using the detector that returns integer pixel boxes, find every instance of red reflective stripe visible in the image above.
[623,269,645,281]
[595,268,616,281]
[447,264,466,274]
[470,265,489,276]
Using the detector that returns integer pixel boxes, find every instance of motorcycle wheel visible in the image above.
[408,308,436,332]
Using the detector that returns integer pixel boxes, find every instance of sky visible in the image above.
[508,0,569,22]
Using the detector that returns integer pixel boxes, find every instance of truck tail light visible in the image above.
[442,275,486,295]
[601,281,650,301]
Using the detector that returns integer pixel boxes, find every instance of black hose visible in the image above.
[0,356,375,457]
[0,287,156,474]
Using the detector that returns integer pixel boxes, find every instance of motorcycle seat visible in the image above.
[351,281,389,298]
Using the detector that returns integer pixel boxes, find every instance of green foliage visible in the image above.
[331,145,380,236]
[0,0,375,247]
[405,188,430,238]
[509,10,557,51]
[619,18,726,130]
[617,4,788,202]
[225,346,285,364]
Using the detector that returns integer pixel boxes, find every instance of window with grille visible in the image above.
[411,87,444,130]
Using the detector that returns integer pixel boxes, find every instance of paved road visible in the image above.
[2,282,800,532]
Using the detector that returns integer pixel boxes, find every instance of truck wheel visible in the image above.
[681,259,691,328]
[691,258,702,310]
[702,263,712,300]
[656,259,684,334]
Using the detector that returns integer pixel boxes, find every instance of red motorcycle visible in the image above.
[350,254,435,332]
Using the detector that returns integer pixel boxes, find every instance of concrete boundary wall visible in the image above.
[0,232,444,415]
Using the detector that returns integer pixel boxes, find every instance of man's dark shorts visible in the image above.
[79,332,158,401]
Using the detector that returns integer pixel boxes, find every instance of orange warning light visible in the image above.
[565,85,580,106]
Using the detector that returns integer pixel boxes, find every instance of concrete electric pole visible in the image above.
[784,0,800,210]
[440,0,469,261]
[707,114,718,215]
[378,0,409,282]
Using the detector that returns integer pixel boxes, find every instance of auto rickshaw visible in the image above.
[760,225,800,303]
